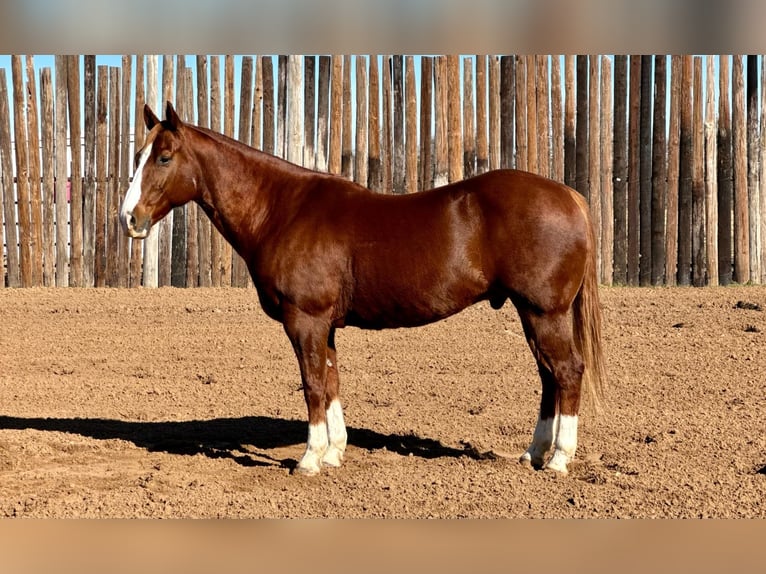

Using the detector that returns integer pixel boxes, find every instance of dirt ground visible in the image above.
[0,285,764,518]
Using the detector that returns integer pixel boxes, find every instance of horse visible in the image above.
[120,101,606,476]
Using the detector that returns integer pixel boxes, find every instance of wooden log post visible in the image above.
[717,55,733,285]
[487,56,500,171]
[142,55,159,288]
[537,55,550,178]
[56,56,71,287]
[564,55,576,190]
[677,55,694,286]
[11,56,33,287]
[665,56,682,286]
[588,55,601,279]
[316,56,331,174]
[356,55,369,187]
[328,55,343,176]
[475,55,488,175]
[500,55,514,170]
[67,55,84,287]
[691,56,706,287]
[627,55,641,286]
[612,55,628,285]
[0,68,20,287]
[392,55,404,191]
[447,55,462,183]
[158,55,174,287]
[639,55,653,286]
[551,55,564,183]
[747,54,761,283]
[433,56,448,187]
[25,56,44,286]
[732,55,749,283]
[170,58,188,288]
[526,54,538,175]
[40,67,55,287]
[208,55,223,287]
[705,55,719,287]
[600,56,614,285]
[462,57,475,179]
[367,55,381,191]
[196,55,212,288]
[405,56,417,193]
[513,55,527,172]
[575,55,589,199]
[342,55,353,181]
[418,56,433,189]
[651,55,668,286]
[381,55,393,193]
[304,56,316,167]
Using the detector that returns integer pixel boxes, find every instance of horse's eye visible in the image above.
[158,155,171,166]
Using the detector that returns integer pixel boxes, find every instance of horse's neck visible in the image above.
[190,128,295,259]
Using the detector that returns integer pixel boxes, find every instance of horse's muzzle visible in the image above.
[122,212,150,239]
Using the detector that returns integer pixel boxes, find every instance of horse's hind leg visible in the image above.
[322,328,347,468]
[518,308,584,474]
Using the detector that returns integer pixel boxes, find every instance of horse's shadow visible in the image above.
[0,414,482,470]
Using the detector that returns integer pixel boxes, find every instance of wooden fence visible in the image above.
[0,55,764,288]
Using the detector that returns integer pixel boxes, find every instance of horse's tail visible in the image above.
[572,196,607,414]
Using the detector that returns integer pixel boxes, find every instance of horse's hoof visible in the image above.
[544,451,570,474]
[322,447,344,468]
[519,451,545,470]
[294,463,321,476]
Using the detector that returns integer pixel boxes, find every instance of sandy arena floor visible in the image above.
[0,286,764,517]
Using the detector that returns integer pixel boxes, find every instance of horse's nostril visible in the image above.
[129,214,136,229]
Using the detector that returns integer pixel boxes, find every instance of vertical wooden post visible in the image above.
[55,56,70,287]
[355,55,369,187]
[627,55,641,286]
[182,67,198,288]
[382,55,393,193]
[677,55,694,286]
[196,55,212,288]
[67,55,84,287]
[277,55,287,157]
[418,56,433,189]
[117,55,132,288]
[513,55,527,172]
[40,68,55,287]
[564,55,576,190]
[600,56,614,285]
[705,55,719,287]
[405,56,417,193]
[143,55,159,288]
[391,55,404,191]
[760,55,766,283]
[304,56,316,166]
[612,55,628,285]
[526,54,538,175]
[208,55,223,287]
[462,57,475,179]
[287,55,303,166]
[328,55,343,176]
[25,56,44,286]
[551,55,564,183]
[588,55,601,279]
[0,68,20,287]
[747,54,761,282]
[487,56,500,171]
[106,65,120,287]
[433,56,448,187]
[231,56,253,288]
[665,56,682,286]
[94,65,108,287]
[500,55,514,170]
[691,56,706,287]
[261,56,275,156]
[651,55,668,286]
[717,55,733,285]
[732,55,749,283]
[475,55,488,175]
[316,55,331,173]
[342,55,353,180]
[11,56,32,287]
[251,57,263,153]
[447,55,462,183]
[368,55,381,191]
[639,55,653,286]
[575,55,589,199]
[536,55,550,179]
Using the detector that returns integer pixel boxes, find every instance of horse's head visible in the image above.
[120,101,199,238]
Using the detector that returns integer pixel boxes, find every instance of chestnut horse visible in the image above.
[120,102,605,476]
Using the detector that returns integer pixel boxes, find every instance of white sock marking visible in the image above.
[547,414,578,473]
[298,422,329,475]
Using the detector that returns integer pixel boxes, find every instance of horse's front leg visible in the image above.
[283,307,333,476]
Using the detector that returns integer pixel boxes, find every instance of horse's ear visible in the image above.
[143,104,160,130]
[165,101,181,131]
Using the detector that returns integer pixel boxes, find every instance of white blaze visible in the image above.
[120,142,153,230]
